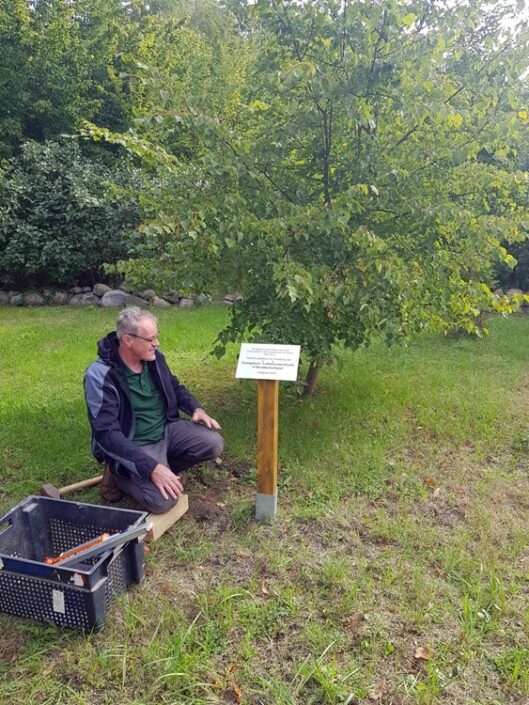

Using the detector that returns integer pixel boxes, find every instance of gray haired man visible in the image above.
[84,307,223,513]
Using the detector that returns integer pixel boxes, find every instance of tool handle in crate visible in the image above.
[44,533,111,564]
[47,522,150,567]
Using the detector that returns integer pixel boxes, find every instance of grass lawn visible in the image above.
[1,305,529,704]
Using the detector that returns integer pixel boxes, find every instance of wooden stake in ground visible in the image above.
[256,380,279,521]
[236,343,301,522]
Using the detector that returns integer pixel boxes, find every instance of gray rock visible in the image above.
[139,289,157,301]
[70,286,85,294]
[25,293,45,306]
[493,288,503,298]
[100,290,147,308]
[52,291,70,305]
[41,288,53,300]
[197,293,210,305]
[70,293,100,307]
[100,290,128,308]
[178,296,197,308]
[222,294,241,305]
[118,282,133,293]
[93,283,112,297]
[506,288,523,297]
[7,291,20,298]
[0,291,10,305]
[81,286,92,293]
[152,296,171,308]
[125,294,149,307]
[162,290,181,304]
[10,294,25,306]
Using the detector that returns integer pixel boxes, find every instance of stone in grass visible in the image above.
[222,293,241,305]
[178,296,197,308]
[70,292,100,306]
[162,290,181,304]
[101,290,148,308]
[152,296,171,308]
[25,293,45,306]
[52,291,70,305]
[100,289,127,307]
[0,291,10,305]
[93,283,112,297]
[139,289,157,301]
[10,294,25,306]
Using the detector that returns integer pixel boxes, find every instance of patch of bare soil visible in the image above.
[183,456,253,528]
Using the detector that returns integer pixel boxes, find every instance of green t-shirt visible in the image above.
[123,362,167,445]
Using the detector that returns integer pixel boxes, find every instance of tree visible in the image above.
[0,140,140,289]
[0,0,155,157]
[86,0,529,394]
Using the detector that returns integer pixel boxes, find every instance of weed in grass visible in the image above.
[494,647,529,694]
[255,642,362,705]
[402,660,448,705]
[459,566,506,639]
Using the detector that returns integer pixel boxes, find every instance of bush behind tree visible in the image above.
[0,140,141,289]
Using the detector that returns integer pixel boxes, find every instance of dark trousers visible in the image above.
[114,419,223,513]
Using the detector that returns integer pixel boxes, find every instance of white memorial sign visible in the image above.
[236,343,301,382]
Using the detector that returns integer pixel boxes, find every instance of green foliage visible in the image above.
[0,0,162,157]
[0,140,140,288]
[86,0,529,392]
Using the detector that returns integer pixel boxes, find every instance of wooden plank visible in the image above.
[145,494,189,542]
[257,379,279,496]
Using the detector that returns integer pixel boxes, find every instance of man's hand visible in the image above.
[192,408,221,430]
[150,463,184,501]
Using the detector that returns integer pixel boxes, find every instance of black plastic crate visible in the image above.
[0,496,148,631]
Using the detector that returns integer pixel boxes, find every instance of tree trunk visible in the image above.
[303,359,322,397]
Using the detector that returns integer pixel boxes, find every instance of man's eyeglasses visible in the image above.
[129,333,160,344]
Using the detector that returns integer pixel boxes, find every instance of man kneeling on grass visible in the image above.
[84,307,223,513]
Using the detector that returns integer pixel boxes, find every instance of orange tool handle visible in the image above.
[44,533,111,565]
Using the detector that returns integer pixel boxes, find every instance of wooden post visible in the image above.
[256,379,279,520]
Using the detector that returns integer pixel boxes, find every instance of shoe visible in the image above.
[100,462,125,503]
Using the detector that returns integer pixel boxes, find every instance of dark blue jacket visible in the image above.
[84,332,201,480]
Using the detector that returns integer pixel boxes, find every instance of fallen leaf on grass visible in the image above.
[423,476,436,487]
[216,502,226,509]
[232,681,242,704]
[343,614,364,629]
[235,549,252,559]
[414,646,433,661]
[261,581,269,595]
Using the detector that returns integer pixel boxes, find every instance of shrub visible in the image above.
[0,140,140,289]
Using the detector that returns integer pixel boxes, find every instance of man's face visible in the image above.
[126,317,160,362]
